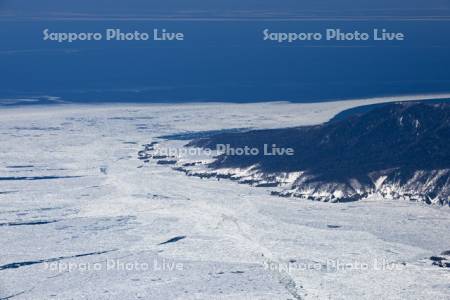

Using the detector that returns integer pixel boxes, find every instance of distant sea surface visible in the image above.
[1,20,450,104]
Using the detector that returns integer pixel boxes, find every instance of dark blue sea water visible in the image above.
[1,20,450,104]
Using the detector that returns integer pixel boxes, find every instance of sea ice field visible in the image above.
[1,97,450,299]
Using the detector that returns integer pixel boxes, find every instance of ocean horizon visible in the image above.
[1,19,450,104]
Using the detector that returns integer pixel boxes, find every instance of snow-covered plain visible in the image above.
[1,99,450,300]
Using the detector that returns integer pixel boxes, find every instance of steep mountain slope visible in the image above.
[186,102,450,204]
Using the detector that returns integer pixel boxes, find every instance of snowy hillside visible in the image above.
[169,102,450,205]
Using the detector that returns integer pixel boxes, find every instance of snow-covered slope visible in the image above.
[178,102,450,205]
